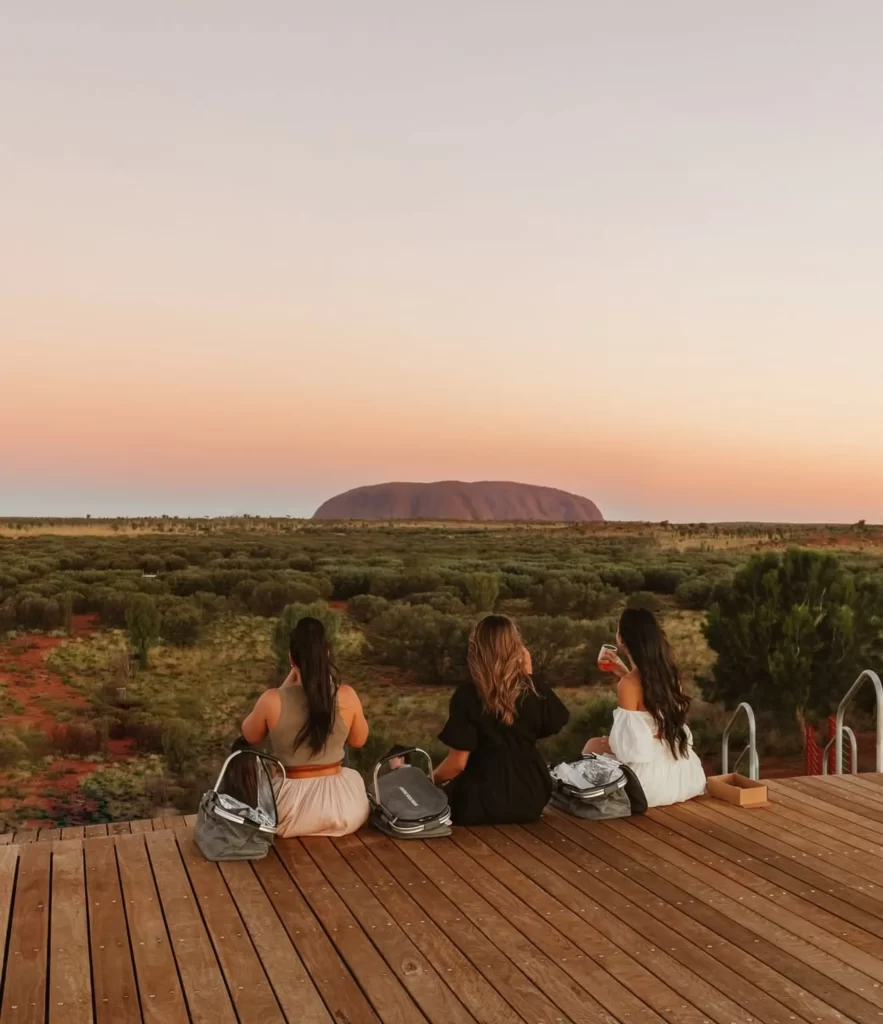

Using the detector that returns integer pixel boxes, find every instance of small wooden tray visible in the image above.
[706,773,768,807]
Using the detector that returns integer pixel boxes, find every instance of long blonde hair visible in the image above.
[468,615,535,726]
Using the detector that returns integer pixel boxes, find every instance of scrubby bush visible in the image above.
[348,594,391,623]
[127,594,161,669]
[464,573,500,613]
[674,577,715,610]
[272,602,342,671]
[519,616,611,687]
[0,728,28,767]
[625,591,664,613]
[161,601,204,647]
[365,605,470,684]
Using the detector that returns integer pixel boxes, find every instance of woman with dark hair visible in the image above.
[434,614,569,825]
[241,617,370,837]
[583,607,706,807]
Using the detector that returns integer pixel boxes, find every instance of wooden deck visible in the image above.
[4,776,883,1022]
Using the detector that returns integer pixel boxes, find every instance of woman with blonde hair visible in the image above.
[434,614,569,825]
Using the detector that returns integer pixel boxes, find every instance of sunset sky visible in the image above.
[3,2,883,522]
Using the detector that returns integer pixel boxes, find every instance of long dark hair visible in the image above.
[290,617,339,753]
[618,608,691,758]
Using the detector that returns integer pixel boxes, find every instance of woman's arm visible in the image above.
[241,690,277,745]
[582,736,612,756]
[433,749,470,784]
[341,686,370,749]
[617,674,642,711]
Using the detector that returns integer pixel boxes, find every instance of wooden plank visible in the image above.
[651,801,883,947]
[785,777,883,824]
[361,831,563,1024]
[274,839,426,1023]
[682,800,883,920]
[183,815,197,827]
[84,824,109,838]
[622,810,883,977]
[115,834,189,1024]
[37,828,60,843]
[61,826,85,841]
[151,818,173,831]
[337,833,522,1024]
[219,860,332,1024]
[107,822,132,836]
[535,815,830,1024]
[252,849,382,1024]
[0,847,20,1006]
[769,785,883,854]
[1,843,50,1024]
[773,778,883,838]
[48,841,92,1024]
[303,836,477,1024]
[701,794,883,881]
[592,815,883,1010]
[176,831,285,1023]
[473,825,746,1024]
[12,830,37,846]
[398,837,625,1024]
[84,836,141,1024]
[144,829,237,1024]
[0,834,12,846]
[546,809,883,1024]
[440,830,667,1024]
[128,820,154,834]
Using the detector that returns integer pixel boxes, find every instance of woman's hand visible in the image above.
[582,736,612,756]
[604,652,630,679]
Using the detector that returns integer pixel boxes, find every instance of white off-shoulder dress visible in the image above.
[608,708,707,808]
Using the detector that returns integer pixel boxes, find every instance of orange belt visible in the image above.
[285,761,343,780]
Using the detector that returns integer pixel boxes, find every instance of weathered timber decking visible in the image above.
[4,776,883,1022]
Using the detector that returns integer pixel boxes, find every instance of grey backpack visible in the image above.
[194,749,285,861]
[369,748,452,839]
[548,753,646,821]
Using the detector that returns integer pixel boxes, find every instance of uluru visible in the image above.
[312,481,603,522]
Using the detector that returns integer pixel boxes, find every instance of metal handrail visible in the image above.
[721,702,759,780]
[834,670,883,774]
[822,726,858,775]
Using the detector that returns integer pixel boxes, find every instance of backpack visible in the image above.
[194,748,285,861]
[548,753,647,820]
[368,747,452,839]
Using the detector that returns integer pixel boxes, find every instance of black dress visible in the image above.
[438,680,570,826]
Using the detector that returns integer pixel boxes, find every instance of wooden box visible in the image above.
[706,773,768,807]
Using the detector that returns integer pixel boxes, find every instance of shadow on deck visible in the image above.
[3,774,883,1022]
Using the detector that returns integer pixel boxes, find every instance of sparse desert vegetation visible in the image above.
[1,516,881,829]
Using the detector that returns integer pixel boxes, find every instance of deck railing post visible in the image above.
[722,702,759,780]
[833,670,883,774]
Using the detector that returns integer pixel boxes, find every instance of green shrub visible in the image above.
[272,602,342,671]
[0,729,28,768]
[161,601,204,647]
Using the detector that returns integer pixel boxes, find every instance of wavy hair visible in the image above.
[468,615,535,726]
[290,617,339,753]
[618,607,691,758]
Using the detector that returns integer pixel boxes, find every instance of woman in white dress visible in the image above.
[583,608,706,808]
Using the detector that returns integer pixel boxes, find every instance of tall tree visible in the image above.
[701,549,882,734]
[126,594,161,670]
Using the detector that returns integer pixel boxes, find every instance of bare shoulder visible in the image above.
[337,684,362,710]
[617,672,643,711]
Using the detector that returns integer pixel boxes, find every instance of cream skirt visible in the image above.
[274,767,370,838]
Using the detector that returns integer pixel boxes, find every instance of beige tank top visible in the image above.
[268,685,350,767]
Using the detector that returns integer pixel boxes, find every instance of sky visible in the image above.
[2,1,883,523]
